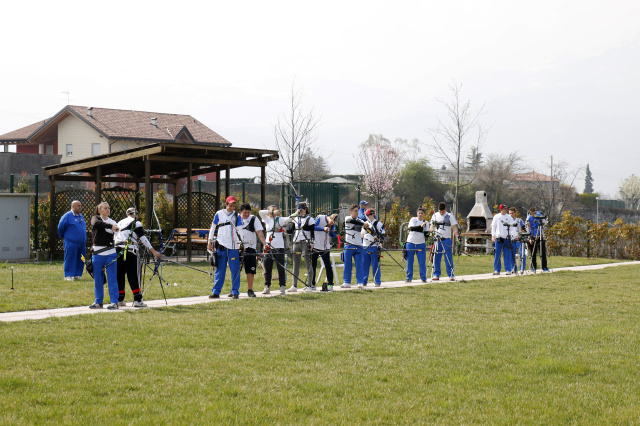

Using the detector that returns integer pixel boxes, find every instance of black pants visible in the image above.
[311,250,334,285]
[117,251,142,302]
[529,238,548,270]
[263,248,286,288]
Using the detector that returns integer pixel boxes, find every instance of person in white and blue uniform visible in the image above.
[311,213,338,292]
[290,203,316,292]
[361,208,385,287]
[57,200,87,281]
[526,207,549,272]
[508,207,526,273]
[208,196,243,299]
[429,202,458,281]
[406,207,428,283]
[342,204,369,288]
[492,204,516,275]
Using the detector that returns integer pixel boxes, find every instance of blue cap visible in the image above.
[360,200,368,205]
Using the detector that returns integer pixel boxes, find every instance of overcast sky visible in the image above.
[1,0,638,197]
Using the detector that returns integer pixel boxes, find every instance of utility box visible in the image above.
[0,193,34,261]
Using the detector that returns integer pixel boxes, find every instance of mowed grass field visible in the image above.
[0,254,623,312]
[0,259,639,423]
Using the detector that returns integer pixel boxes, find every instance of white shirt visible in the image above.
[259,210,291,249]
[362,219,385,247]
[293,215,313,243]
[492,213,516,239]
[209,209,242,249]
[406,217,427,244]
[430,211,458,239]
[114,217,153,254]
[239,215,264,250]
[344,216,365,246]
[313,215,335,251]
[93,217,117,256]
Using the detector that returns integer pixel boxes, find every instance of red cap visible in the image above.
[499,204,508,210]
[225,196,237,203]
[365,208,374,216]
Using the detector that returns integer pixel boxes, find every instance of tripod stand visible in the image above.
[528,217,551,273]
[427,234,456,280]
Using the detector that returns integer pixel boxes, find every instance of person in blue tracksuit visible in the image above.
[58,200,87,281]
[342,204,369,288]
[491,204,516,275]
[406,207,428,282]
[361,208,385,287]
[207,196,243,299]
[357,200,369,221]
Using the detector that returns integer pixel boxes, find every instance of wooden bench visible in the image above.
[168,228,211,247]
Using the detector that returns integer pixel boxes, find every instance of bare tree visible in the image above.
[526,157,581,224]
[296,148,330,181]
[269,82,320,185]
[618,174,640,209]
[475,152,525,207]
[428,80,489,218]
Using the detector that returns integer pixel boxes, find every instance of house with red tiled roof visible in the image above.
[511,171,560,189]
[0,105,231,162]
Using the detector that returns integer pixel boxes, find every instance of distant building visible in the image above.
[511,171,560,189]
[0,105,232,184]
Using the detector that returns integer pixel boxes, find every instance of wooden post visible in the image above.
[187,163,193,262]
[95,166,102,204]
[144,159,151,229]
[225,165,230,199]
[135,182,140,215]
[261,166,266,209]
[215,170,221,211]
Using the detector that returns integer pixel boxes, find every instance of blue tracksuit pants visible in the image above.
[406,242,426,281]
[433,238,454,278]
[494,238,514,272]
[92,252,119,305]
[63,240,86,278]
[362,245,381,285]
[212,247,241,295]
[343,244,364,284]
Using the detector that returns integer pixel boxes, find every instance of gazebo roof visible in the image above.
[43,142,278,180]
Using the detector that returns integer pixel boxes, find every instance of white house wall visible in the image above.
[58,115,105,163]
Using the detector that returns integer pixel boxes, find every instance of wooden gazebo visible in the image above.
[44,142,278,260]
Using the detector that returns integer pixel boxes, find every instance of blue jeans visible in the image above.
[405,242,426,281]
[433,238,454,278]
[92,252,119,304]
[362,245,381,285]
[494,238,514,272]
[343,244,364,284]
[212,247,241,295]
[63,240,86,278]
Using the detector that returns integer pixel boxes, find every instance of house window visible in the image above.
[45,145,53,155]
[66,144,73,157]
[91,143,100,156]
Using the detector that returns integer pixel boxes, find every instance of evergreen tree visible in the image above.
[584,164,594,194]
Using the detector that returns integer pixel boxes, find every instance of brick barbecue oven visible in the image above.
[461,191,494,253]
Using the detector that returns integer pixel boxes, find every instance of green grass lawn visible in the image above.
[1,263,639,423]
[0,254,624,313]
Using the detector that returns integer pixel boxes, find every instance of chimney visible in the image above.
[151,117,158,126]
[87,107,93,118]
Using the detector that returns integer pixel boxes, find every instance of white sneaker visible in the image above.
[357,283,364,289]
[287,286,297,293]
[107,303,119,310]
[117,301,126,307]
[74,276,82,280]
[327,285,334,292]
[302,286,313,292]
[262,287,271,295]
[340,283,351,288]
[280,286,286,295]
[132,300,147,308]
[64,276,75,281]
[375,283,381,287]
